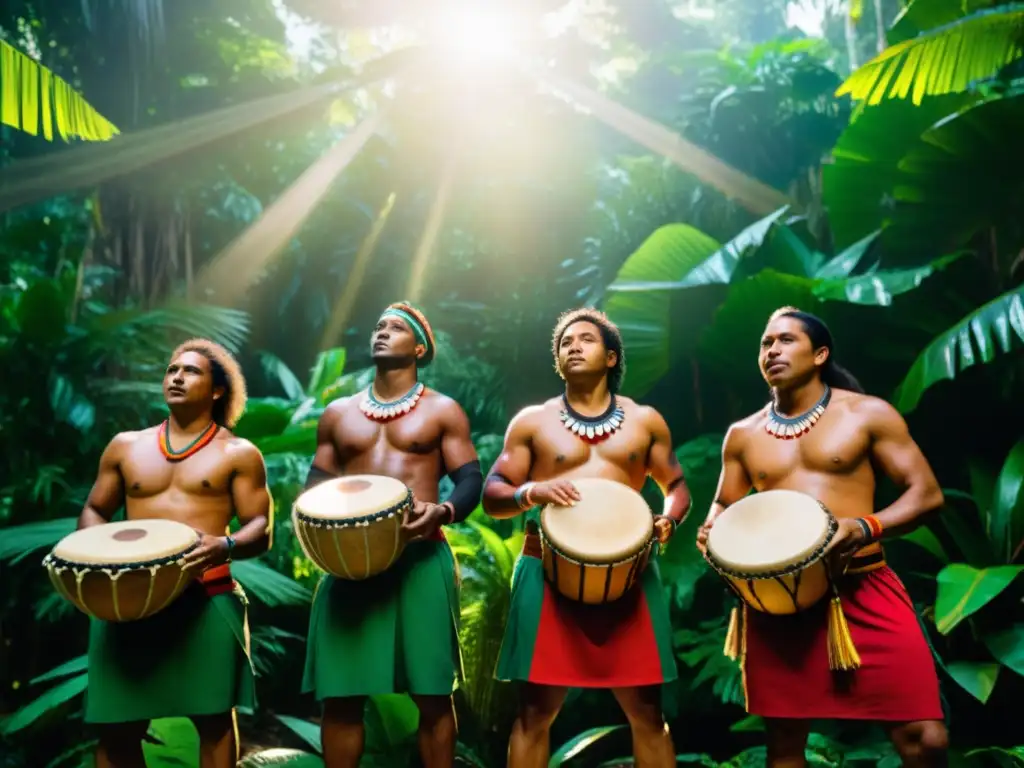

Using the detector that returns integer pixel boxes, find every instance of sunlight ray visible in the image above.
[527,65,792,216]
[320,191,399,351]
[405,148,458,304]
[197,114,382,306]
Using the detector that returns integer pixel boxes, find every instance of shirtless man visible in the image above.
[697,307,948,768]
[302,302,483,768]
[79,339,272,768]
[483,308,691,768]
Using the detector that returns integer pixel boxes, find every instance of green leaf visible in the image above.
[549,725,628,766]
[234,560,312,607]
[255,425,317,456]
[0,672,88,735]
[945,661,1001,703]
[899,526,950,562]
[813,252,966,306]
[258,352,306,401]
[48,373,96,432]
[813,230,880,279]
[892,283,1024,413]
[239,750,324,767]
[0,517,75,563]
[30,655,88,685]
[836,5,1024,105]
[143,718,200,767]
[991,439,1024,562]
[602,223,723,397]
[274,715,322,753]
[308,348,348,404]
[887,0,996,45]
[983,624,1024,676]
[367,694,419,746]
[14,279,68,346]
[934,563,1024,634]
[233,398,298,441]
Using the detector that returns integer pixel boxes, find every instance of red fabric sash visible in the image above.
[198,563,235,597]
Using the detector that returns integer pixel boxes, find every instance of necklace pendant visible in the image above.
[765,385,832,441]
[360,382,425,423]
[560,395,625,443]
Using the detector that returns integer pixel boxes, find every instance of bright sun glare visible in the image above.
[429,8,522,61]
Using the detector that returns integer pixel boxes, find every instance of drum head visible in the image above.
[53,519,200,565]
[540,477,653,563]
[295,474,410,522]
[706,489,832,573]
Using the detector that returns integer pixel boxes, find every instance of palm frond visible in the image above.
[0,40,119,142]
[836,5,1024,105]
[0,517,75,564]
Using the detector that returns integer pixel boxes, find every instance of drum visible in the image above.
[704,489,838,614]
[539,477,656,604]
[43,519,201,622]
[292,474,412,580]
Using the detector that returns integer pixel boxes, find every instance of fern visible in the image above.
[836,4,1024,104]
[0,40,119,142]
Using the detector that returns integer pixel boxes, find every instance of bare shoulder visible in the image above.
[621,398,669,433]
[723,409,766,452]
[505,402,550,438]
[424,388,471,426]
[323,394,356,419]
[842,391,908,435]
[223,435,267,472]
[109,427,153,451]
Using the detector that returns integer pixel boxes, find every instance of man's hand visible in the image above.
[695,517,715,555]
[528,479,582,507]
[403,499,451,541]
[824,517,868,578]
[653,515,677,544]
[182,534,231,572]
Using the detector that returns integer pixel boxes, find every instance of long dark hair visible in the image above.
[775,308,865,394]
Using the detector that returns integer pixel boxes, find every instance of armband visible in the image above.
[445,460,483,524]
[513,482,536,509]
[856,514,884,541]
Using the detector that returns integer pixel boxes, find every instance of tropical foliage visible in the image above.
[2,0,1024,766]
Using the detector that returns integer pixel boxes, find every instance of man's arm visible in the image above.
[78,435,128,529]
[482,408,539,520]
[697,425,754,551]
[227,441,273,559]
[863,397,944,538]
[643,407,691,525]
[305,401,344,490]
[438,400,482,524]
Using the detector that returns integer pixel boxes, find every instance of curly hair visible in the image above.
[169,338,248,428]
[551,308,626,393]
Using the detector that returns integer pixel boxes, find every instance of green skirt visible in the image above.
[302,538,462,700]
[84,584,256,724]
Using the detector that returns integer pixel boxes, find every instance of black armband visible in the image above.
[445,460,484,524]
[305,465,336,491]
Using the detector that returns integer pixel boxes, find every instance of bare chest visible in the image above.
[743,413,871,485]
[532,419,650,475]
[121,440,234,497]
[332,410,443,460]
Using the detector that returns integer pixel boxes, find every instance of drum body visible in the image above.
[705,489,838,615]
[293,474,412,580]
[43,519,201,622]
[539,478,655,604]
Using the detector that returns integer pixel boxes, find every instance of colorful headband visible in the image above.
[380,303,435,366]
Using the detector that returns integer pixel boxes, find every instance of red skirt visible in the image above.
[743,566,944,721]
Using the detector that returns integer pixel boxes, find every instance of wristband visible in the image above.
[856,514,883,541]
[442,502,456,525]
[513,483,535,509]
[224,535,236,554]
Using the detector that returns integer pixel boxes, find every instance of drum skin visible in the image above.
[705,489,838,615]
[293,474,412,580]
[43,519,201,623]
[539,478,655,605]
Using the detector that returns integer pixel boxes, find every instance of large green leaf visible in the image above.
[836,5,1024,105]
[233,398,298,441]
[0,672,88,735]
[233,560,312,607]
[30,655,88,686]
[822,94,978,251]
[945,661,1001,703]
[549,724,628,766]
[991,439,1024,562]
[143,718,200,767]
[240,750,324,767]
[602,224,724,396]
[983,624,1024,676]
[934,563,1024,634]
[308,348,348,404]
[274,715,322,753]
[813,252,966,306]
[812,230,880,279]
[892,283,1024,413]
[0,517,75,564]
[887,0,999,45]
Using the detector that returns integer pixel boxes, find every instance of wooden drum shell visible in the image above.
[716,558,832,615]
[541,537,655,605]
[292,490,412,581]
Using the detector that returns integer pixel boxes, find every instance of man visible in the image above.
[79,339,272,768]
[302,301,483,768]
[483,308,691,768]
[697,306,948,768]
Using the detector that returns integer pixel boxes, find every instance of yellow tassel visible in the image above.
[827,596,861,671]
[723,605,742,660]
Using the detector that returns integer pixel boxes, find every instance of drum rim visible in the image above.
[43,533,201,573]
[539,527,656,567]
[704,500,838,581]
[293,488,413,528]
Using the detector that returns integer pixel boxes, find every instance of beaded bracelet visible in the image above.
[513,482,536,509]
[224,535,236,553]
